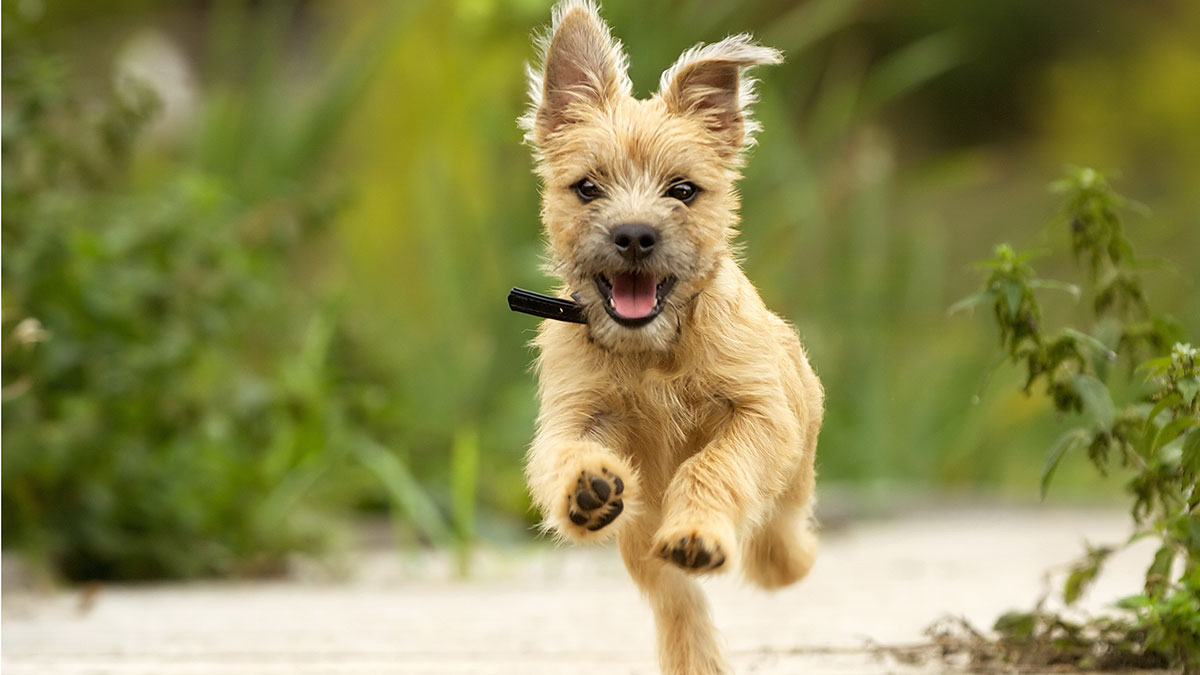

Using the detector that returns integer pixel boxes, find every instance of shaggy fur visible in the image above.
[520,3,823,673]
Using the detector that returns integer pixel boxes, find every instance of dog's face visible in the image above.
[521,1,781,353]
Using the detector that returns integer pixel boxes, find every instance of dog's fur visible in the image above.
[519,3,823,673]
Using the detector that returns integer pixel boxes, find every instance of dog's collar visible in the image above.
[508,287,587,324]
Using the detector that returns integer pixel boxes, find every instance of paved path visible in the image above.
[1,507,1167,674]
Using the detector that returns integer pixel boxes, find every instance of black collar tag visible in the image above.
[508,287,587,324]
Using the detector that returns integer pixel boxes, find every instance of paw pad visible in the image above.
[658,533,726,572]
[567,469,625,532]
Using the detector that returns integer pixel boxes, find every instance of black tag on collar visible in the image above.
[508,287,587,324]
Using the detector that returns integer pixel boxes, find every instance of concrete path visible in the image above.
[1,507,1169,674]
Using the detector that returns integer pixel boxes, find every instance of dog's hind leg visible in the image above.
[619,513,731,675]
[741,498,817,589]
[744,340,821,589]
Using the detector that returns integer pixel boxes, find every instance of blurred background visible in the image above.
[3,0,1198,583]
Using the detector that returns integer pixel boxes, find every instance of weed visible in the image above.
[950,167,1199,670]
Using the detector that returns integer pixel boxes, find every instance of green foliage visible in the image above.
[0,7,462,581]
[933,609,1174,670]
[956,168,1200,670]
[2,45,322,578]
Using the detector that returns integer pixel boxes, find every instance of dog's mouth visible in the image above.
[596,273,677,327]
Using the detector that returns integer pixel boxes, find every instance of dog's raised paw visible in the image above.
[566,467,625,532]
[656,532,726,573]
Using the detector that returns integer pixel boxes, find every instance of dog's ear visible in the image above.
[521,1,631,148]
[659,35,782,159]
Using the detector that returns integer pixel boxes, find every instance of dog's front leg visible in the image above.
[620,513,731,675]
[653,397,800,573]
[525,392,638,543]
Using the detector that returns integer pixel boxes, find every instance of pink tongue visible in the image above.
[611,272,657,319]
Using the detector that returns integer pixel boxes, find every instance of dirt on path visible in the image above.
[1,507,1167,674]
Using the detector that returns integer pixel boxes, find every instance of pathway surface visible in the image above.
[1,507,1169,674]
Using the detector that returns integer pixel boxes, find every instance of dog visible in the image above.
[517,2,823,672]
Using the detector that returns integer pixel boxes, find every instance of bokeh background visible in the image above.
[3,0,1198,582]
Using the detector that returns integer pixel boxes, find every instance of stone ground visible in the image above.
[1,507,1174,674]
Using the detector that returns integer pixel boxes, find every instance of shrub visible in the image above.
[0,9,451,580]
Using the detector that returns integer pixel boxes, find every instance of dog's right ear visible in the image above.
[520,0,631,149]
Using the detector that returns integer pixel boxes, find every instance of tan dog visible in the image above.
[518,2,823,673]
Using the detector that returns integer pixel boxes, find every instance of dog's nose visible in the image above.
[611,223,659,262]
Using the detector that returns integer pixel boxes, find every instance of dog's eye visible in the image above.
[573,178,603,202]
[666,181,699,204]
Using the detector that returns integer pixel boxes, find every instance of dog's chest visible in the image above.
[603,369,729,464]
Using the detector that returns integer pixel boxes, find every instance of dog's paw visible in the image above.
[566,466,626,533]
[653,528,729,574]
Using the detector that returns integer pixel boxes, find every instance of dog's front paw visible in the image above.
[653,527,730,574]
[566,466,626,533]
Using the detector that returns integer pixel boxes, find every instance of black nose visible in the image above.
[611,223,659,262]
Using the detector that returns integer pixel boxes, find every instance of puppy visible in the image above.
[517,2,823,673]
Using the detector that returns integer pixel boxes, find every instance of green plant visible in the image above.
[950,167,1199,670]
[2,43,323,578]
[0,5,465,581]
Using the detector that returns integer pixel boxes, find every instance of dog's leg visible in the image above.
[527,436,635,542]
[620,514,731,675]
[525,325,641,542]
[525,388,637,542]
[742,496,817,589]
[743,348,823,587]
[652,403,804,574]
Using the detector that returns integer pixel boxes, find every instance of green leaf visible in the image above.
[356,438,453,547]
[1072,374,1116,429]
[1141,393,1183,456]
[1154,417,1198,455]
[1137,356,1173,378]
[1126,528,1160,545]
[947,289,996,316]
[1001,280,1024,320]
[1145,545,1175,597]
[1061,328,1115,360]
[859,29,965,119]
[1145,393,1182,428]
[1179,377,1200,406]
[1182,430,1200,478]
[1185,513,1200,554]
[1042,429,1089,499]
[994,611,1036,640]
[1064,545,1113,604]
[1028,278,1082,299]
[1115,593,1151,610]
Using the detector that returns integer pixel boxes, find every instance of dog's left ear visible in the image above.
[659,35,782,159]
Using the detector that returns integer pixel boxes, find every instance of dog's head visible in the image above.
[520,0,781,353]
